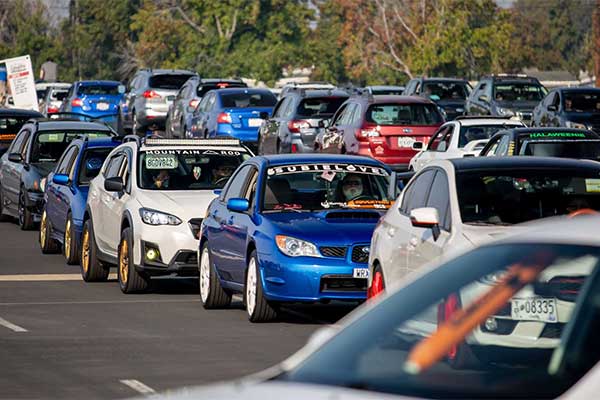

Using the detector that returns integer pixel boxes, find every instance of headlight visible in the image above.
[496,107,515,117]
[139,208,182,225]
[565,121,588,129]
[40,178,46,193]
[275,235,321,258]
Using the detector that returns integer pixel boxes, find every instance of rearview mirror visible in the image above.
[227,198,249,212]
[410,207,441,241]
[104,176,124,192]
[412,141,424,151]
[52,173,69,185]
[8,153,22,163]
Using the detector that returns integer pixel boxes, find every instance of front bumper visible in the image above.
[258,248,369,302]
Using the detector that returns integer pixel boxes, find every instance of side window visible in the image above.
[414,81,421,94]
[205,94,216,111]
[426,171,451,231]
[339,104,356,125]
[401,169,436,214]
[119,154,131,191]
[20,131,32,158]
[552,92,560,108]
[104,154,124,179]
[223,165,253,201]
[350,104,362,125]
[8,130,27,154]
[272,98,288,118]
[244,169,259,209]
[483,83,492,99]
[429,126,451,151]
[283,98,296,118]
[331,104,348,126]
[196,96,209,114]
[494,135,510,156]
[56,146,78,174]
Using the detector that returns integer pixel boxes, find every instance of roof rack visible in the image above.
[143,138,242,146]
[122,135,142,145]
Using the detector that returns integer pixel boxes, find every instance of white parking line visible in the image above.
[0,273,117,281]
[120,379,156,395]
[0,317,27,332]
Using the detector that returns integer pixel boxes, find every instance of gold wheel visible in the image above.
[65,219,72,259]
[81,228,90,273]
[39,211,47,248]
[119,238,129,285]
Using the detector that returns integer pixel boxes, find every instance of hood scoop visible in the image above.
[325,211,380,222]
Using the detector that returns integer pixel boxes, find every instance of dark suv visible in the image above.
[121,69,197,134]
[466,74,547,125]
[166,77,247,138]
[404,77,471,120]
[316,93,444,170]
[257,88,349,154]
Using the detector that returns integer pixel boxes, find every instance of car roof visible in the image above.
[212,88,273,95]
[76,80,121,86]
[257,154,390,169]
[445,156,600,171]
[142,69,196,75]
[34,120,113,131]
[366,85,405,90]
[420,77,468,83]
[355,95,434,104]
[0,108,43,117]
[199,78,245,84]
[455,118,524,127]
[288,89,349,98]
[71,137,120,149]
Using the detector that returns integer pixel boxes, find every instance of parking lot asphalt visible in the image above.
[0,219,355,399]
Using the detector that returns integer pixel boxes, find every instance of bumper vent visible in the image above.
[320,274,367,292]
[188,218,203,238]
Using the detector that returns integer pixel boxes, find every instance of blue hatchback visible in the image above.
[189,88,277,146]
[39,137,119,264]
[199,154,395,322]
[61,80,125,118]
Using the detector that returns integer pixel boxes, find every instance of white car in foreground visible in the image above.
[81,137,252,293]
[409,116,524,171]
[139,216,600,400]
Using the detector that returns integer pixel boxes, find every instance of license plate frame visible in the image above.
[511,297,558,323]
[248,118,263,127]
[398,136,416,148]
[353,268,369,279]
[96,102,109,111]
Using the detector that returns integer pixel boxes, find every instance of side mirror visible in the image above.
[318,119,330,129]
[410,207,441,240]
[259,111,269,120]
[118,84,126,94]
[52,173,69,185]
[104,176,124,192]
[548,105,557,112]
[213,189,223,196]
[478,95,489,103]
[227,198,249,212]
[8,153,23,163]
[412,141,424,151]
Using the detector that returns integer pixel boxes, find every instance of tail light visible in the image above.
[189,99,200,109]
[291,144,298,153]
[288,120,310,133]
[47,106,59,114]
[217,112,232,124]
[71,98,83,107]
[367,270,385,300]
[143,90,161,99]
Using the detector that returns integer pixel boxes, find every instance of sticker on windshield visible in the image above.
[320,170,336,182]
[268,164,389,176]
[193,166,202,180]
[321,200,392,210]
[145,154,178,169]
[144,149,243,156]
[585,179,600,192]
[528,132,587,139]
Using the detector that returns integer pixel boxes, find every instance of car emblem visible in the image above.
[361,246,370,254]
[403,128,412,133]
[193,166,202,180]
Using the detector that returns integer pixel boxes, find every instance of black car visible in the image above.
[257,88,349,154]
[403,77,472,120]
[0,120,115,230]
[532,87,600,134]
[0,109,43,155]
[466,74,547,125]
[166,77,247,138]
[479,127,600,160]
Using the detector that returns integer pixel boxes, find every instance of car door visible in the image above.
[124,75,140,125]
[0,130,29,212]
[260,97,289,154]
[409,169,452,269]
[197,92,216,137]
[331,103,357,152]
[46,145,78,233]
[95,152,125,253]
[106,151,132,252]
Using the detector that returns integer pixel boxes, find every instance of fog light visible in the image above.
[484,317,498,332]
[146,248,160,261]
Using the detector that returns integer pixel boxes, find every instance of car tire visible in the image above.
[63,213,79,265]
[118,227,149,294]
[18,189,34,230]
[245,250,277,322]
[199,243,232,309]
[80,219,109,282]
[0,185,10,222]
[39,209,60,254]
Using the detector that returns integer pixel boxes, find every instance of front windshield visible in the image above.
[263,164,392,212]
[283,243,600,398]
[519,140,600,161]
[423,82,469,100]
[563,91,600,113]
[457,170,600,225]
[493,82,546,102]
[30,131,112,163]
[366,103,443,126]
[138,149,250,190]
[458,124,522,147]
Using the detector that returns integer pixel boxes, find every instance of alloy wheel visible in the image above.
[246,258,258,316]
[199,247,210,303]
[119,238,129,285]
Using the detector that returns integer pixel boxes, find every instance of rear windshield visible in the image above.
[563,92,600,113]
[31,131,112,163]
[78,85,120,96]
[366,103,443,126]
[0,117,32,142]
[220,92,277,108]
[149,74,194,90]
[296,97,347,118]
[197,83,247,98]
[519,140,600,161]
[457,169,600,225]
[77,147,113,185]
[458,124,522,147]
[50,89,69,101]
[423,81,470,100]
[493,82,546,102]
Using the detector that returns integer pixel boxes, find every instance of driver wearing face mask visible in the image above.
[340,173,367,201]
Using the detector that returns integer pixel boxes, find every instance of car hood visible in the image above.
[140,381,413,400]
[263,211,383,245]
[137,190,217,221]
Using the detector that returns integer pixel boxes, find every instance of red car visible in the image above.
[316,94,444,170]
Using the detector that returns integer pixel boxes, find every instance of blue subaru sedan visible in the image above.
[60,80,125,119]
[39,137,119,264]
[199,154,395,322]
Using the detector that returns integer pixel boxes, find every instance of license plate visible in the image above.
[145,154,178,169]
[96,102,109,111]
[511,298,558,323]
[248,118,263,127]
[398,137,415,148]
[353,268,369,279]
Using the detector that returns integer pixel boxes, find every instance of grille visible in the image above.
[320,274,368,292]
[540,323,565,339]
[351,245,370,264]
[174,251,198,265]
[325,211,380,221]
[320,246,347,258]
[188,218,203,238]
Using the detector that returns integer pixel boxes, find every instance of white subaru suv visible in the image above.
[81,137,253,293]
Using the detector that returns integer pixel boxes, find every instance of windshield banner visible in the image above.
[267,164,389,177]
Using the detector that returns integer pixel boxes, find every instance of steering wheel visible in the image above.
[568,208,599,218]
[214,176,229,186]
[350,195,372,201]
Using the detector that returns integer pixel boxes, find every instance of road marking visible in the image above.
[0,317,27,332]
[120,379,155,395]
[0,273,117,281]
[0,299,199,306]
